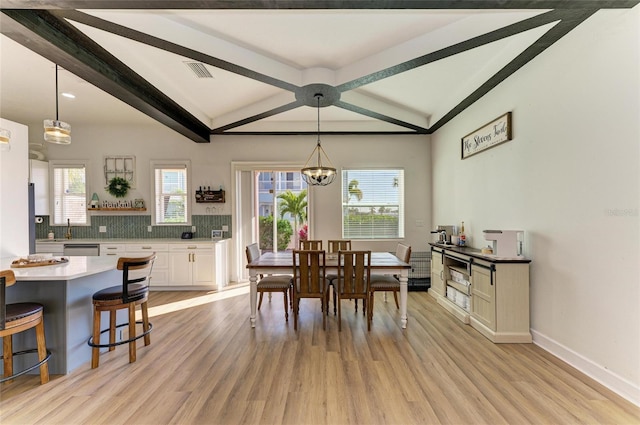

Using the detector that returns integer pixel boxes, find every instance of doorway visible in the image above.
[231,162,311,282]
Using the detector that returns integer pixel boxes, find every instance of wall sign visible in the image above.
[461,112,512,159]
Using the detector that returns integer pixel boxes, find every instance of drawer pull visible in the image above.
[141,246,152,249]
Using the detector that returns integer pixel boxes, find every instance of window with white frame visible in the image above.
[151,161,190,225]
[341,169,404,239]
[50,161,88,225]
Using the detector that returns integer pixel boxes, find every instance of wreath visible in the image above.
[107,177,130,198]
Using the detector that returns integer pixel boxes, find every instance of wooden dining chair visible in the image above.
[369,243,411,309]
[336,251,371,331]
[326,239,352,315]
[0,269,51,384]
[88,253,156,368]
[246,243,293,321]
[299,240,323,250]
[292,250,328,331]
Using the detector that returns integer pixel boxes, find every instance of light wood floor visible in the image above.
[1,287,639,425]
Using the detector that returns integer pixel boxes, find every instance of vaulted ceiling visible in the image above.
[1,1,637,143]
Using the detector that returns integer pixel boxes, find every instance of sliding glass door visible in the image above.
[255,170,308,253]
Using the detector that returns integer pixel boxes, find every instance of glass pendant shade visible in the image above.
[44,119,71,144]
[301,93,336,186]
[44,64,71,145]
[0,128,11,152]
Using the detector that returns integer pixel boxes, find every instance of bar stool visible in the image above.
[88,254,156,368]
[0,269,51,384]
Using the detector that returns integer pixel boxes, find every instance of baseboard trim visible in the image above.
[531,329,640,407]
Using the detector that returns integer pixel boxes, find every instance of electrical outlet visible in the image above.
[192,225,196,233]
[147,226,152,232]
[99,226,107,233]
[222,225,229,232]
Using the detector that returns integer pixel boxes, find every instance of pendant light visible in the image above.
[0,128,11,152]
[301,93,336,186]
[44,64,71,145]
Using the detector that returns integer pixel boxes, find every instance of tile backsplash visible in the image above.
[37,215,231,240]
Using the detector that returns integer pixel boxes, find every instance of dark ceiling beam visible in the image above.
[334,100,428,133]
[216,131,424,136]
[428,8,599,133]
[0,9,211,143]
[337,9,575,92]
[59,10,298,93]
[211,101,304,133]
[1,1,638,9]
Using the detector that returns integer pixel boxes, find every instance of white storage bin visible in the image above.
[446,286,456,301]
[455,291,470,310]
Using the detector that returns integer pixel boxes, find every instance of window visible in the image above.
[342,169,404,239]
[152,161,190,225]
[50,161,88,225]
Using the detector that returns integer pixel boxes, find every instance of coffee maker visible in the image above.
[431,225,455,245]
[482,230,524,257]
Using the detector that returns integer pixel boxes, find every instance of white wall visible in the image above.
[41,121,432,254]
[0,118,29,257]
[430,8,639,404]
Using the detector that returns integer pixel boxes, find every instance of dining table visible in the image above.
[246,251,412,329]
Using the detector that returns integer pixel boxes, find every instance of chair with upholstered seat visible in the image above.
[369,243,411,310]
[88,254,156,368]
[299,240,322,250]
[326,240,352,315]
[335,251,371,331]
[246,243,292,321]
[0,269,51,384]
[292,249,328,330]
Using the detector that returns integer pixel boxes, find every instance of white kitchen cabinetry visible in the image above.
[29,159,49,216]
[35,241,64,255]
[126,243,169,287]
[100,243,126,257]
[169,243,214,287]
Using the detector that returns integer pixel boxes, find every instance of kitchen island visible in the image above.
[1,255,120,374]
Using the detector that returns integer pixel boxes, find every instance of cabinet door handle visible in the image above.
[192,253,196,262]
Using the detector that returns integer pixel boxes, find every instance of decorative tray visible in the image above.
[11,256,69,268]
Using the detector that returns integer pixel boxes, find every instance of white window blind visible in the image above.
[342,169,404,239]
[52,163,87,225]
[153,162,189,225]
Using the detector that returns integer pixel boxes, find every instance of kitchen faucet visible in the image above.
[65,218,72,239]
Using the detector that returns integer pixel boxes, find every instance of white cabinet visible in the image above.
[35,241,64,255]
[29,159,49,216]
[126,243,169,287]
[168,243,215,287]
[428,243,531,343]
[100,243,126,257]
[429,248,444,300]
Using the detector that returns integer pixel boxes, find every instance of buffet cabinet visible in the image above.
[429,244,531,343]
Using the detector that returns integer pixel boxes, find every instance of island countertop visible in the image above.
[0,255,119,281]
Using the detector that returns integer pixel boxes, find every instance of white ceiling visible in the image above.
[0,2,635,143]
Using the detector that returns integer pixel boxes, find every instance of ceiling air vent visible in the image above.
[184,61,213,78]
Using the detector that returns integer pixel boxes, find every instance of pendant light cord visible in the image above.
[55,64,59,121]
[316,94,321,144]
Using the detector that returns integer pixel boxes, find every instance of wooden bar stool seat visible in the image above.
[88,254,156,368]
[1,269,51,384]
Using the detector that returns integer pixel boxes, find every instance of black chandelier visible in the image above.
[301,93,336,186]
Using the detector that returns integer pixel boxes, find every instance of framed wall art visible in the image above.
[461,112,512,159]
